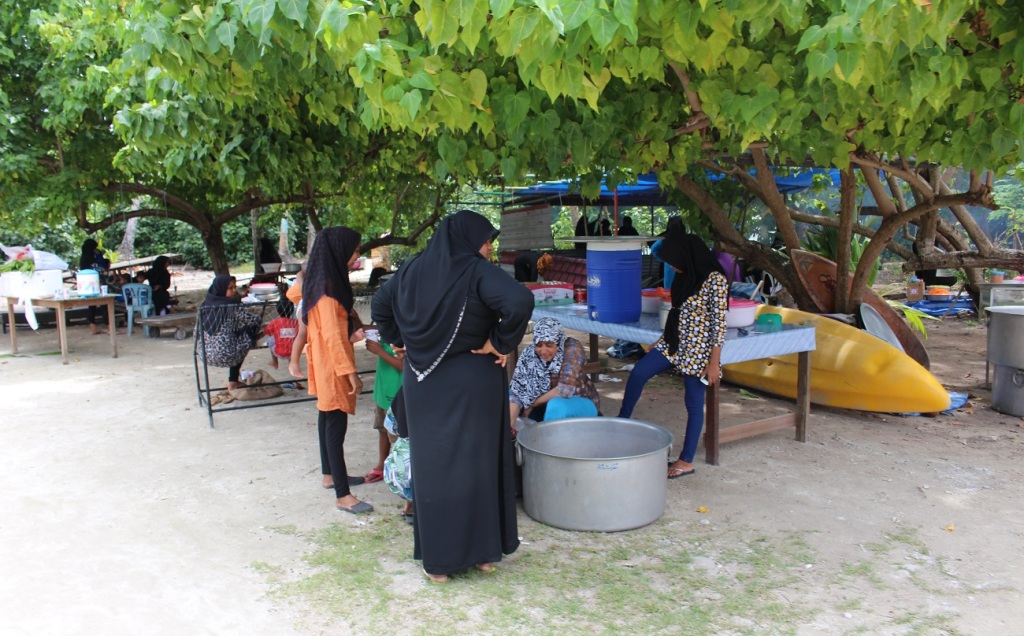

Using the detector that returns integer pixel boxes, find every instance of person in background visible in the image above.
[259,237,282,270]
[196,275,261,390]
[302,227,372,514]
[263,298,299,370]
[650,216,686,289]
[711,242,744,286]
[598,218,613,236]
[78,238,111,335]
[146,255,173,315]
[617,215,640,236]
[372,210,533,583]
[508,317,600,423]
[513,251,554,283]
[618,232,728,480]
[363,327,403,484]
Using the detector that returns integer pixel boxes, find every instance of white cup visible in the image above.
[100,285,109,295]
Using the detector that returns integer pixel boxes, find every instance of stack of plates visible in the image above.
[249,283,280,303]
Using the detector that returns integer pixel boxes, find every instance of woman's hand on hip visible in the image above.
[472,339,507,368]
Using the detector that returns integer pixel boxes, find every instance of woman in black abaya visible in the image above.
[371,210,534,583]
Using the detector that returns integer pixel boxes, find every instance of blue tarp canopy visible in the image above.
[510,169,841,207]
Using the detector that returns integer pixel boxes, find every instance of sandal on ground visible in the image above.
[667,465,695,479]
[401,513,415,525]
[363,469,384,484]
[337,501,374,514]
[423,568,448,584]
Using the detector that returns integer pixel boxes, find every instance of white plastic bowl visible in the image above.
[261,263,281,273]
[725,299,760,328]
[641,294,661,314]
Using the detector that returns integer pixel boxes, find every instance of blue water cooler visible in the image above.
[587,241,642,323]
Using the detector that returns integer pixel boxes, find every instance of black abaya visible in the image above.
[372,225,533,575]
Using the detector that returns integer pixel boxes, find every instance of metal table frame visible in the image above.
[531,304,816,465]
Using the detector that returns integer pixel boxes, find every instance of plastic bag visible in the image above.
[30,248,68,271]
[383,437,412,501]
[0,244,68,271]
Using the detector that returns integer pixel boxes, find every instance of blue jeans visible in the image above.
[617,349,707,463]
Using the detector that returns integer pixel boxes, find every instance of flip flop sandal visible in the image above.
[363,469,385,484]
[337,501,374,514]
[668,466,695,479]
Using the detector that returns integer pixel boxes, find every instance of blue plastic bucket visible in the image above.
[587,241,642,323]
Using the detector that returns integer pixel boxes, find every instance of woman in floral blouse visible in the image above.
[617,232,728,479]
[509,317,600,423]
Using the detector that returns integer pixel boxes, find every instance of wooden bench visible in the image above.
[134,311,197,339]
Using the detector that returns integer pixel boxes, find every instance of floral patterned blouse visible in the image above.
[654,271,729,377]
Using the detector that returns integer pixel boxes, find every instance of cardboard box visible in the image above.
[524,282,574,306]
[906,280,925,302]
[0,270,64,300]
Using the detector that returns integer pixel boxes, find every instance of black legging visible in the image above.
[228,364,241,383]
[318,409,351,498]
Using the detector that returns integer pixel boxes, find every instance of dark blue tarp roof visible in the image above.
[509,169,840,206]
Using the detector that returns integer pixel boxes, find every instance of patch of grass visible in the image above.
[265,518,984,635]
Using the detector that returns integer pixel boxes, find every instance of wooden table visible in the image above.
[531,303,816,465]
[5,295,118,365]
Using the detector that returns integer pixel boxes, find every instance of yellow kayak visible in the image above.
[722,306,950,413]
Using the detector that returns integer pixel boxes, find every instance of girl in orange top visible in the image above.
[302,227,372,514]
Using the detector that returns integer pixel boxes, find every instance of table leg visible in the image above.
[106,298,118,358]
[7,298,17,354]
[704,381,721,465]
[56,304,69,365]
[589,333,600,381]
[795,351,810,442]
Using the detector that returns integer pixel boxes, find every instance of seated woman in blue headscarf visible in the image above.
[508,317,600,422]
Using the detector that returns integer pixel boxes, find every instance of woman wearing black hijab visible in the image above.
[302,226,373,514]
[78,238,111,334]
[196,275,261,390]
[146,256,172,315]
[617,233,729,479]
[371,210,533,583]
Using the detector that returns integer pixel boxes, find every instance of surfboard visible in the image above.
[859,303,904,352]
[790,249,930,369]
[722,305,950,413]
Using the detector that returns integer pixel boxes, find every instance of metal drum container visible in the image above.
[987,307,1024,416]
[516,417,673,532]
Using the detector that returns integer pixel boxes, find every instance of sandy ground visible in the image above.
[2,268,1024,634]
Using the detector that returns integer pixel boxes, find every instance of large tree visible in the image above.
[115,0,1024,309]
[0,0,454,273]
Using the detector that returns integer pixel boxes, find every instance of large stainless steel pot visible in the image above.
[516,417,673,532]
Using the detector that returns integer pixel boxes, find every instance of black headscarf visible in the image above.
[147,256,171,286]
[79,239,99,270]
[660,233,726,354]
[384,209,499,377]
[301,226,361,330]
[200,274,241,334]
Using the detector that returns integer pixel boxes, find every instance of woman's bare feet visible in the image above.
[475,562,496,573]
[227,380,243,391]
[423,569,448,584]
[322,475,334,489]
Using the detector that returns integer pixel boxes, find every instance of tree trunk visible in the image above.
[203,226,230,275]
[117,218,139,262]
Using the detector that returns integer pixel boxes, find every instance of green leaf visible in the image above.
[490,0,515,20]
[562,0,594,32]
[466,68,488,108]
[244,0,276,39]
[399,89,423,121]
[835,48,860,84]
[215,21,238,52]
[317,2,350,38]
[805,48,837,81]
[277,0,308,25]
[504,91,532,130]
[587,9,618,49]
[796,25,825,53]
